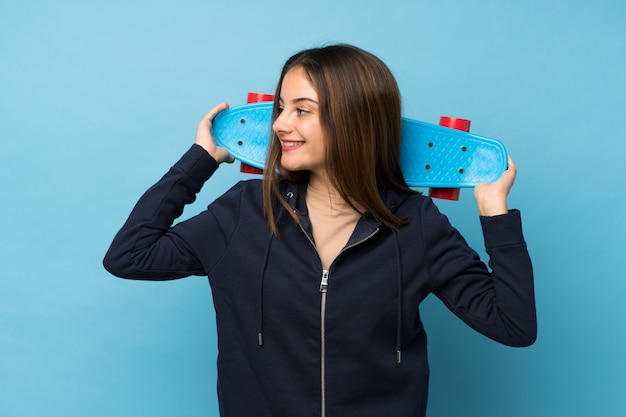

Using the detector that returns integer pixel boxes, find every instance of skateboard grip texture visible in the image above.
[399,118,507,187]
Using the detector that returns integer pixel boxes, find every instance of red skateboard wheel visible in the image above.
[438,116,470,132]
[428,116,471,201]
[247,92,275,104]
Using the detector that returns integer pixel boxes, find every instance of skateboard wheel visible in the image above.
[247,92,275,104]
[438,116,470,132]
[428,187,461,200]
[239,93,275,175]
[428,116,471,201]
[240,163,264,175]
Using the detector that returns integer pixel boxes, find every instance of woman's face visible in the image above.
[273,66,326,177]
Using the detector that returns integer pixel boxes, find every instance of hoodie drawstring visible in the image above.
[258,190,294,346]
[393,231,403,364]
[257,233,274,346]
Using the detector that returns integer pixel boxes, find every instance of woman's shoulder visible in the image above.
[206,179,263,209]
[382,188,452,231]
[222,178,264,199]
[383,188,432,210]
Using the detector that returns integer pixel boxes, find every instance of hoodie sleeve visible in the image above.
[103,144,229,280]
[425,201,537,347]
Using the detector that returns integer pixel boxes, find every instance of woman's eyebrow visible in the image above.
[278,97,319,105]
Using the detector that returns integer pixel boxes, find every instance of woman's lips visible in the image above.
[281,141,305,152]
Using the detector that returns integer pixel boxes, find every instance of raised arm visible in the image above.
[427,157,536,346]
[103,103,234,280]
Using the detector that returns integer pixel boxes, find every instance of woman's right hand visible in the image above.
[195,102,235,164]
[474,155,516,216]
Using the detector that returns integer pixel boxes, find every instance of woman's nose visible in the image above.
[272,111,292,134]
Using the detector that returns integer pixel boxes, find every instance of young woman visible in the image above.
[104,44,536,417]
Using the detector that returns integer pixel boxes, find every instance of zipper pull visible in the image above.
[319,270,329,293]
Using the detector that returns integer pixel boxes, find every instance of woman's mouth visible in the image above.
[281,141,305,152]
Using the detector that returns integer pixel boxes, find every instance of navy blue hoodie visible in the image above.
[104,144,536,417]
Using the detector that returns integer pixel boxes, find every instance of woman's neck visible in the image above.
[305,174,361,270]
[306,171,364,215]
[308,171,339,197]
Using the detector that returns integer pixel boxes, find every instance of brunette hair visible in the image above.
[262,44,414,235]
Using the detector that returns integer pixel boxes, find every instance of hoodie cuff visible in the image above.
[479,209,525,249]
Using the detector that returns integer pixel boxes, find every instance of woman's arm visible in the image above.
[103,104,234,280]
[427,157,536,347]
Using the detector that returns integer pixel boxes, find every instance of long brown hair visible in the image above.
[262,44,415,235]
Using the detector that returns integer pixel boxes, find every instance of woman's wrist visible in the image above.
[477,197,509,217]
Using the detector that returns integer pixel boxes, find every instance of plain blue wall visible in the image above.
[1,0,624,416]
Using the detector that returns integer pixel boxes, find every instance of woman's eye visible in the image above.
[296,108,309,116]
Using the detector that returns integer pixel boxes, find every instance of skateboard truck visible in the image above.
[428,116,471,201]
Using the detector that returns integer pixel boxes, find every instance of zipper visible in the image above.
[320,269,329,417]
[300,223,379,417]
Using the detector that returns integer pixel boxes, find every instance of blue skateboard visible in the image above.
[213,102,507,189]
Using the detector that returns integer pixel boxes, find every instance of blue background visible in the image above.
[1,0,625,416]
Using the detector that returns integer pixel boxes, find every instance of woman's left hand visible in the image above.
[474,155,516,216]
